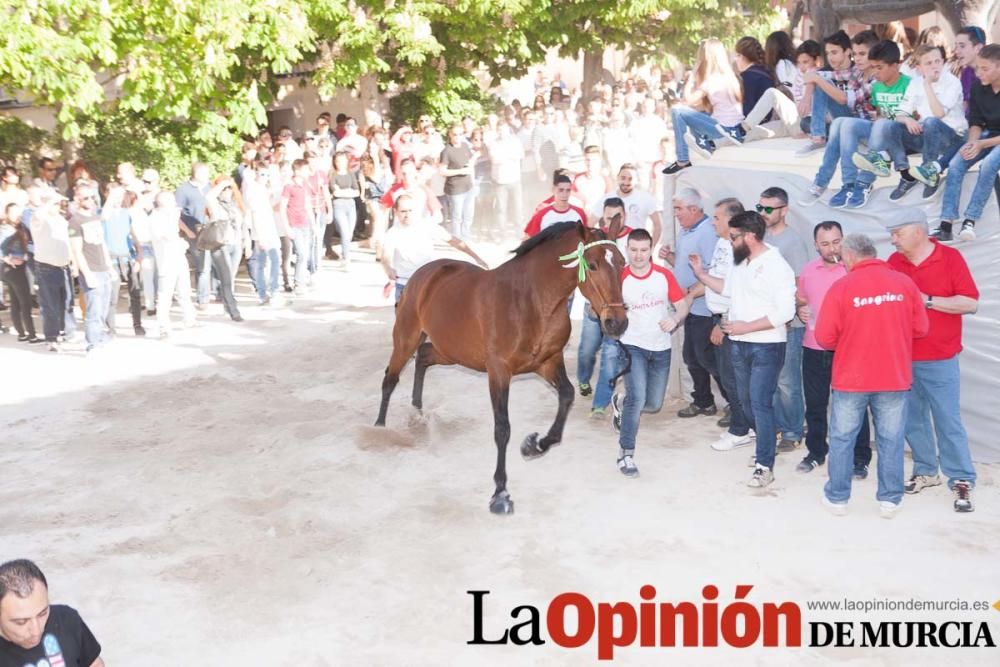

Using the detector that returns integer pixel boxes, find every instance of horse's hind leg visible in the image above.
[521,356,574,459]
[487,365,515,515]
[413,338,452,411]
[375,326,425,427]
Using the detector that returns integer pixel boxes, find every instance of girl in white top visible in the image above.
[741,30,806,141]
[663,38,744,174]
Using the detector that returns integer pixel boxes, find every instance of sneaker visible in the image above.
[661,161,691,175]
[822,495,848,516]
[716,125,744,146]
[146,308,157,317]
[677,402,717,418]
[911,161,940,187]
[611,392,623,434]
[794,139,825,157]
[259,296,271,307]
[889,177,919,201]
[852,150,891,177]
[743,125,775,142]
[684,132,715,160]
[590,407,606,419]
[796,456,821,473]
[747,464,774,488]
[27,336,43,344]
[952,480,974,513]
[232,315,244,322]
[47,341,61,352]
[798,183,826,207]
[921,181,940,200]
[617,453,639,478]
[579,382,593,397]
[853,464,869,480]
[930,225,954,242]
[134,325,146,337]
[716,405,731,428]
[711,431,754,451]
[828,183,853,208]
[776,438,801,453]
[904,473,942,494]
[17,334,30,342]
[879,501,902,519]
[958,220,976,241]
[846,182,873,209]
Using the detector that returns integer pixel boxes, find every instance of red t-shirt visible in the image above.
[815,259,929,392]
[887,241,979,361]
[523,203,586,237]
[282,182,309,228]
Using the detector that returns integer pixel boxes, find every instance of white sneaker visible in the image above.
[711,431,754,451]
[822,495,848,516]
[879,501,902,519]
[747,464,774,488]
[798,184,826,207]
[794,139,825,157]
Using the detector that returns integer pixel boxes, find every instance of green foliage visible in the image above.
[0,117,54,174]
[76,108,242,189]
[388,76,502,129]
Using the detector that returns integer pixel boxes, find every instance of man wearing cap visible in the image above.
[816,232,928,518]
[886,207,980,512]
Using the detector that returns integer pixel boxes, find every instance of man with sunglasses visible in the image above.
[758,187,813,456]
[33,158,61,191]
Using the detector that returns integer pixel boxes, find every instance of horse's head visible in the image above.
[577,222,628,339]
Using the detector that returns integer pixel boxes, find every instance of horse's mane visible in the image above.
[511,221,586,258]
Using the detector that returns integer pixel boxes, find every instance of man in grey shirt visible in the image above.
[759,186,814,452]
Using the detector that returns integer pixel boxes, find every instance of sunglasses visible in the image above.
[755,204,786,214]
[729,231,745,241]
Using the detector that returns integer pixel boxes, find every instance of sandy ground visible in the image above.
[1,240,998,666]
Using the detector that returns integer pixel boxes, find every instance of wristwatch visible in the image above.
[925,295,933,309]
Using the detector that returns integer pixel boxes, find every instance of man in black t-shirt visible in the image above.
[0,559,103,667]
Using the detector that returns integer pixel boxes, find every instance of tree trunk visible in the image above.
[809,0,843,40]
[358,72,382,129]
[934,0,1000,34]
[582,49,604,104]
[830,0,936,24]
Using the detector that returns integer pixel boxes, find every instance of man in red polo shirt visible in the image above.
[816,232,928,518]
[886,207,980,512]
[522,172,586,238]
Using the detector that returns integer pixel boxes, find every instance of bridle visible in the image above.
[557,239,625,319]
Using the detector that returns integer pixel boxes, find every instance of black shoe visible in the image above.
[611,393,623,434]
[17,334,30,342]
[283,285,294,293]
[134,325,146,337]
[921,181,940,200]
[716,405,731,428]
[579,382,592,397]
[662,161,691,175]
[853,464,869,480]
[796,456,821,473]
[889,177,919,201]
[678,402,717,418]
[930,224,953,242]
[27,336,43,344]
[146,309,157,317]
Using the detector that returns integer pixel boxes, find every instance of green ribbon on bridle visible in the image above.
[558,240,618,283]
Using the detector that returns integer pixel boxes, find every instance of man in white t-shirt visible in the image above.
[610,228,689,478]
[692,210,795,488]
[590,164,662,245]
[381,194,488,304]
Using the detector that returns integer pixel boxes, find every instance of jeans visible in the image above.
[801,347,872,465]
[447,190,475,242]
[618,345,672,451]
[671,105,742,162]
[576,307,621,410]
[493,181,523,232]
[290,225,313,288]
[138,243,157,311]
[187,237,213,305]
[80,270,111,348]
[210,246,241,319]
[714,329,750,436]
[310,210,327,272]
[395,281,406,304]
[809,85,852,138]
[730,340,785,469]
[825,390,908,505]
[773,326,805,441]
[683,314,726,408]
[35,262,75,342]
[332,199,357,261]
[905,356,977,488]
[107,256,142,331]
[867,118,924,171]
[814,117,876,189]
[1,264,35,338]
[252,247,280,299]
[941,138,1000,222]
[926,118,966,169]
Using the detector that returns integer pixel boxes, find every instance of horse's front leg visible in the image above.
[521,356,574,459]
[488,365,515,515]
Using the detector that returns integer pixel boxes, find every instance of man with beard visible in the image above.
[715,211,796,487]
[593,164,662,245]
[795,221,873,475]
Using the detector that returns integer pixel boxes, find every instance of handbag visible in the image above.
[196,219,227,251]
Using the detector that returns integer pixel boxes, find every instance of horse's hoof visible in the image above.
[520,432,546,460]
[489,491,515,515]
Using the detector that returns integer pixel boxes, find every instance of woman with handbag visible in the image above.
[202,178,244,322]
[1,202,40,342]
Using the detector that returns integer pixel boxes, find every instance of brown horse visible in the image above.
[375,220,629,514]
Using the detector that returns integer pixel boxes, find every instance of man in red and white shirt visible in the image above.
[522,173,586,238]
[816,232,928,518]
[611,228,688,478]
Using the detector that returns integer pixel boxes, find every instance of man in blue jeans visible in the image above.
[718,211,796,487]
[816,230,929,518]
[67,183,113,353]
[887,212,979,513]
[577,198,630,417]
[611,229,688,478]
